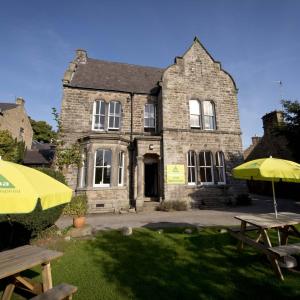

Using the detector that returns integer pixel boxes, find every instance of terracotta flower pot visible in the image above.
[73,216,86,228]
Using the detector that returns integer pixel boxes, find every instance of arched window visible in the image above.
[108,101,121,130]
[118,151,125,186]
[202,101,216,130]
[144,103,156,131]
[187,150,196,184]
[199,151,214,184]
[189,100,201,128]
[216,151,226,184]
[94,149,112,186]
[92,100,105,130]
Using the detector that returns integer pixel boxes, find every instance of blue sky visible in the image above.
[0,0,299,148]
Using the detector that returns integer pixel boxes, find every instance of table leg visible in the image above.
[1,282,15,300]
[280,226,289,246]
[261,229,272,247]
[269,256,284,281]
[237,221,246,251]
[41,262,53,292]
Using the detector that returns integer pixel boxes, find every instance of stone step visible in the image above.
[143,201,160,212]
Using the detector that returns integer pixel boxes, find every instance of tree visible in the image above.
[29,117,57,143]
[0,130,25,162]
[278,100,300,162]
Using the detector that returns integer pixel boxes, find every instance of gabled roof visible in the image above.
[0,103,18,112]
[68,58,164,95]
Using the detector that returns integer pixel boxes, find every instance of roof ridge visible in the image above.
[87,57,165,71]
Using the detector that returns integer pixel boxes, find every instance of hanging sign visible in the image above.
[166,165,185,184]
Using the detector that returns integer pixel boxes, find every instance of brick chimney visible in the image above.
[76,49,87,64]
[262,111,284,135]
[16,97,25,106]
[251,135,261,145]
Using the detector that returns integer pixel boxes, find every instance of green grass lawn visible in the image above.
[2,227,300,300]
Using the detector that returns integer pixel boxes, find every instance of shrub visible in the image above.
[35,167,67,185]
[157,200,188,212]
[235,193,252,206]
[0,168,68,249]
[63,194,88,217]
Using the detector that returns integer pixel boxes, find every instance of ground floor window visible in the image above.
[118,151,124,186]
[94,149,112,186]
[186,150,226,185]
[216,151,226,184]
[187,150,196,184]
[199,151,214,184]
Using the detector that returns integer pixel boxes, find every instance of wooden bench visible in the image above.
[227,225,259,233]
[267,242,300,258]
[30,283,77,300]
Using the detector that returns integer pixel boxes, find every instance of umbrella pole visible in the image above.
[272,180,281,244]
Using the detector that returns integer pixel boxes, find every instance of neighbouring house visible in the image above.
[60,37,245,213]
[0,97,33,149]
[244,110,297,198]
[23,141,55,167]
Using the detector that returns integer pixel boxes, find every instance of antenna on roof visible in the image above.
[274,81,283,109]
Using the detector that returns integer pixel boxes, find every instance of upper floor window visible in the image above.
[144,103,156,131]
[118,151,125,186]
[187,150,196,185]
[108,101,121,130]
[189,100,216,130]
[216,151,226,184]
[202,101,215,130]
[189,100,201,128]
[199,151,214,184]
[94,149,111,186]
[93,100,105,130]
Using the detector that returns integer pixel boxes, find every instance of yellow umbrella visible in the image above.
[0,159,72,214]
[233,157,300,243]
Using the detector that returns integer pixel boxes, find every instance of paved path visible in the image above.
[56,195,300,230]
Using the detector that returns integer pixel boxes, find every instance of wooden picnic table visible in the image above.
[0,245,63,300]
[229,212,300,280]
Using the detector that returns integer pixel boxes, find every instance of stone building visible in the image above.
[60,37,244,213]
[0,97,33,149]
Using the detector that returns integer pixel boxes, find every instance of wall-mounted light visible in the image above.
[149,144,154,150]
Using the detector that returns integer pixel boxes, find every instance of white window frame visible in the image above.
[199,151,214,185]
[144,103,156,129]
[216,151,226,184]
[187,151,197,185]
[92,100,106,131]
[189,100,201,128]
[108,101,121,130]
[79,150,88,188]
[93,149,112,187]
[202,101,216,130]
[118,151,125,186]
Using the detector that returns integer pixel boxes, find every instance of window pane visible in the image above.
[115,102,121,115]
[206,168,212,182]
[109,116,114,128]
[109,102,115,114]
[144,118,149,127]
[104,150,112,166]
[94,116,100,128]
[114,117,120,129]
[96,150,103,166]
[200,168,206,182]
[188,167,195,183]
[103,167,111,184]
[190,100,200,114]
[118,168,122,184]
[149,118,155,128]
[100,116,105,128]
[190,115,200,127]
[205,152,212,166]
[95,168,103,184]
[203,101,213,116]
[199,152,205,166]
[96,101,100,114]
[100,101,105,115]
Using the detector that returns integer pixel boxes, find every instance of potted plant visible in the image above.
[64,194,88,228]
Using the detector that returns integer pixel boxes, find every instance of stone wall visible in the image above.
[161,39,245,207]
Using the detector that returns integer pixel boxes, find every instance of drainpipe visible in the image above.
[129,92,135,207]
